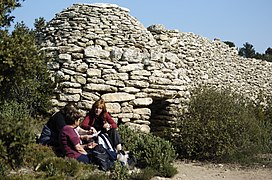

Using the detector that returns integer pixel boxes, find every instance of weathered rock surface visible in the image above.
[40,3,272,133]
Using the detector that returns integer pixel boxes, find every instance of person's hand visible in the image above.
[89,127,97,134]
[87,130,93,135]
[85,135,93,141]
[103,123,111,130]
[87,141,97,149]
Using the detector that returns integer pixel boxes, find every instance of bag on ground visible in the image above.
[97,133,117,161]
[89,144,114,171]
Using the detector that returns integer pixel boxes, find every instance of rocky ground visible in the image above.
[152,160,272,180]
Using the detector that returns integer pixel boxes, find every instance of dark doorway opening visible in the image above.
[148,98,171,135]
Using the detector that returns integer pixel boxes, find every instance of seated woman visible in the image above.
[59,110,97,164]
[81,99,123,153]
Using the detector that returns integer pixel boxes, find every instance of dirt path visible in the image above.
[152,160,272,180]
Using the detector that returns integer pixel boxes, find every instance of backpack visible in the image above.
[97,133,117,161]
[89,144,115,171]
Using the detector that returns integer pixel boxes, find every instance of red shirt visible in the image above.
[81,112,117,131]
[59,125,81,159]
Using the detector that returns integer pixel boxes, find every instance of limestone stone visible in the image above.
[86,68,101,77]
[84,46,110,58]
[125,122,150,133]
[63,88,82,94]
[105,103,121,114]
[58,54,72,62]
[76,62,88,73]
[77,100,94,110]
[133,108,151,116]
[60,82,81,88]
[132,98,153,106]
[102,92,135,102]
[85,83,117,92]
[119,63,144,73]
[119,87,141,93]
[72,75,87,84]
[59,93,80,101]
[82,92,100,101]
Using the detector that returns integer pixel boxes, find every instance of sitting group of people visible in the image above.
[38,98,126,170]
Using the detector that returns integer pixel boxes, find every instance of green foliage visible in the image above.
[0,23,55,115]
[262,47,272,61]
[223,41,235,48]
[110,161,129,180]
[34,154,101,179]
[252,94,272,154]
[130,167,157,180]
[34,17,46,33]
[265,47,272,55]
[0,101,37,169]
[87,173,110,180]
[238,42,256,58]
[157,163,178,177]
[0,158,9,176]
[0,0,24,28]
[118,125,177,177]
[237,42,272,61]
[38,157,84,178]
[21,143,106,179]
[174,86,266,162]
[1,174,45,180]
[23,143,56,169]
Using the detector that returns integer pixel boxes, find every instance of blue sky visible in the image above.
[11,0,272,53]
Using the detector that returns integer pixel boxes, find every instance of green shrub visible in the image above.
[38,157,82,177]
[174,86,264,162]
[119,125,177,177]
[37,156,100,179]
[110,161,129,180]
[0,158,9,176]
[23,143,56,169]
[0,101,37,169]
[156,163,178,177]
[130,167,157,180]
[253,94,272,154]
[87,173,110,180]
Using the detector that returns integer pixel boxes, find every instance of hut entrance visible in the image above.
[148,98,172,136]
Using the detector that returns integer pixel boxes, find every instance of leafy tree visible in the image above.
[263,47,272,62]
[34,17,47,43]
[254,52,264,60]
[0,23,55,115]
[238,42,256,58]
[0,0,54,115]
[0,0,24,28]
[34,17,46,32]
[223,41,235,48]
[265,47,272,55]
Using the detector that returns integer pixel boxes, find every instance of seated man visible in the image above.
[38,103,92,154]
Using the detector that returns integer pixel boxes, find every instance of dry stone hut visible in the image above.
[40,3,272,134]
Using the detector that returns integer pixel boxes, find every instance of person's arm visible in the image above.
[104,112,117,129]
[75,143,88,155]
[61,126,88,155]
[81,115,91,130]
[76,126,89,135]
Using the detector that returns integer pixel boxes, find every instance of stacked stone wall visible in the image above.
[40,3,272,133]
